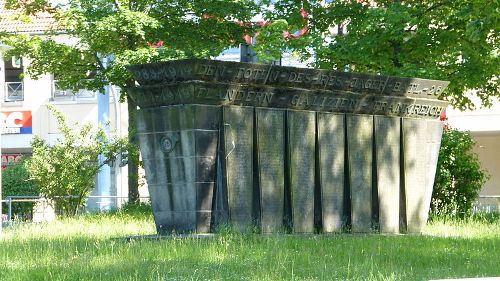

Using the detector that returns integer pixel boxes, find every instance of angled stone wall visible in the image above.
[128,59,449,234]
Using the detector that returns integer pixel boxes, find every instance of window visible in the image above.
[52,75,98,101]
[4,57,24,102]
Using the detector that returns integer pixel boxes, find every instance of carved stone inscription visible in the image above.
[318,113,345,232]
[288,111,316,233]
[375,116,400,233]
[129,82,447,120]
[128,59,449,100]
[348,115,373,233]
[256,108,285,233]
[224,106,254,231]
[128,60,449,235]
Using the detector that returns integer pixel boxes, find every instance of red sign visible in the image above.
[1,154,23,169]
[1,111,32,134]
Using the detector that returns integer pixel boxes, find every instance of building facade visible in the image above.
[1,4,131,210]
[447,101,500,212]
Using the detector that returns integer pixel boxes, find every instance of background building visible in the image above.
[0,5,131,210]
[447,101,500,212]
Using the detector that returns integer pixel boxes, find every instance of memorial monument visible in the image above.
[126,59,449,235]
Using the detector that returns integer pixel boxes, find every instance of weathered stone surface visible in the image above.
[318,113,345,232]
[425,121,444,214]
[375,116,401,233]
[128,81,448,119]
[137,105,221,234]
[347,115,373,233]
[403,118,439,233]
[196,182,215,233]
[224,106,254,231]
[128,59,449,101]
[128,59,449,235]
[402,119,443,233]
[288,110,316,233]
[256,108,285,233]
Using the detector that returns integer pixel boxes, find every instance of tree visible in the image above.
[1,159,39,218]
[431,127,489,218]
[257,0,499,110]
[26,104,129,216]
[1,0,262,202]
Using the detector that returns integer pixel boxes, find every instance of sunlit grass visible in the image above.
[1,211,499,281]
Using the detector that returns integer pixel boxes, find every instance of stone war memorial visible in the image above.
[127,59,449,235]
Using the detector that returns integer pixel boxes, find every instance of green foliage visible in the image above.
[432,127,489,218]
[1,0,261,91]
[252,20,289,62]
[0,213,499,280]
[1,0,263,201]
[1,159,39,216]
[2,0,498,108]
[120,202,153,215]
[260,0,500,110]
[26,104,129,216]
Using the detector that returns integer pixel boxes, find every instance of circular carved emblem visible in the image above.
[160,137,174,153]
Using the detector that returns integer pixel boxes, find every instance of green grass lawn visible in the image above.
[1,211,499,281]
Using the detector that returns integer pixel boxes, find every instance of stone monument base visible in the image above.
[127,59,449,235]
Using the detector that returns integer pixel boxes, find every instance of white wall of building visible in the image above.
[0,54,130,210]
[447,101,500,212]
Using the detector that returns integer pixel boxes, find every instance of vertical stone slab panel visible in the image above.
[288,110,316,233]
[425,120,444,215]
[256,108,285,233]
[223,106,254,231]
[148,184,173,234]
[347,115,373,233]
[159,126,197,233]
[375,116,401,233]
[403,118,436,233]
[318,113,345,233]
[193,105,221,233]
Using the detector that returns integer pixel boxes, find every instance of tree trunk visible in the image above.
[127,96,140,203]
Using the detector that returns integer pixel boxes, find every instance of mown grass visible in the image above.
[1,210,499,281]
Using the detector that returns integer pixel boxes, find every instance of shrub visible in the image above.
[1,159,39,217]
[431,127,489,218]
[26,104,129,217]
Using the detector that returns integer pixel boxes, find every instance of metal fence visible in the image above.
[474,195,500,213]
[2,194,498,225]
[1,195,150,226]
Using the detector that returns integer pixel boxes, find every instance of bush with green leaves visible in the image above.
[1,159,39,217]
[26,104,129,216]
[432,127,489,218]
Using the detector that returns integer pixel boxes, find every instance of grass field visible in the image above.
[1,209,499,281]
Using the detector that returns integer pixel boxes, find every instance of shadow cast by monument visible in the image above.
[127,59,449,235]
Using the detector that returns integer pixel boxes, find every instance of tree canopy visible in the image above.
[259,0,499,109]
[1,0,498,203]
[2,0,498,106]
[2,0,261,91]
[1,0,263,202]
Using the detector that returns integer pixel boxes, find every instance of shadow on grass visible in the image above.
[2,233,499,281]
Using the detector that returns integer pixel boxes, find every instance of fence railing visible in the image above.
[52,80,97,100]
[474,195,500,213]
[1,195,150,225]
[2,194,498,225]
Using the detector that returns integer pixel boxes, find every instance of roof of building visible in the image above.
[0,0,58,33]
